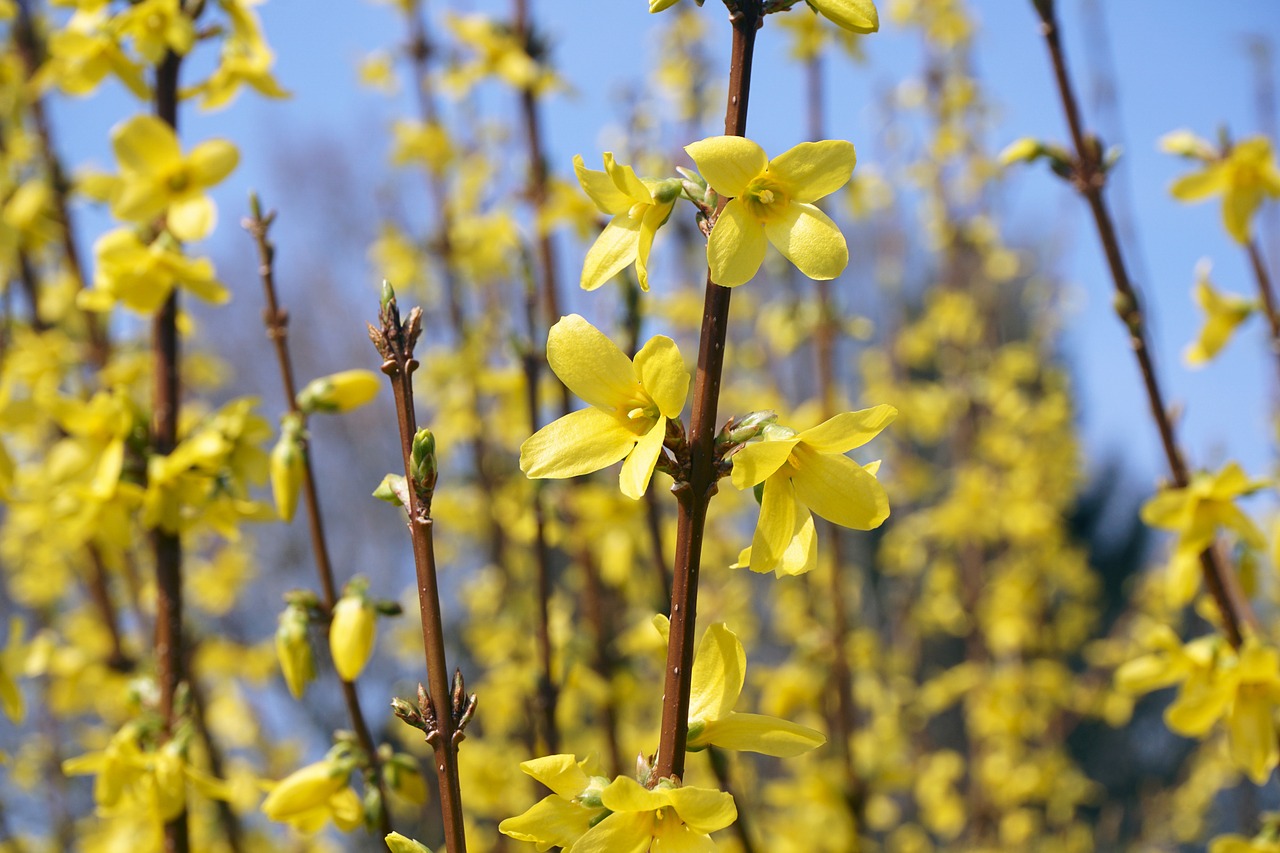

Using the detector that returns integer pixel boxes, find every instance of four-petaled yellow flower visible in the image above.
[731,406,895,576]
[1184,260,1256,366]
[574,153,681,292]
[520,314,688,500]
[686,135,856,287]
[109,114,239,242]
[655,615,827,756]
[1140,461,1266,605]
[1164,131,1280,244]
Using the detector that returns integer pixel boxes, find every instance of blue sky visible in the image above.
[49,1,1280,489]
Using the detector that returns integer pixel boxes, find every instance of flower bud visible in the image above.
[808,0,879,34]
[296,370,381,415]
[721,410,778,446]
[998,137,1043,167]
[270,417,305,523]
[329,591,376,682]
[410,428,437,495]
[383,752,428,804]
[385,833,433,853]
[275,603,315,699]
[262,759,349,822]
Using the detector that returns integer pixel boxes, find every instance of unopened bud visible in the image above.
[270,416,305,523]
[998,137,1042,167]
[721,410,778,445]
[385,833,433,853]
[410,428,437,495]
[380,280,396,312]
[275,603,315,699]
[373,473,410,509]
[296,370,381,415]
[329,590,377,683]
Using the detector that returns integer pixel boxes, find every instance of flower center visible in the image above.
[743,176,788,221]
[616,391,660,435]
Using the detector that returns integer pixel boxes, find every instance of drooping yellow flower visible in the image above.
[186,0,289,111]
[1140,461,1266,605]
[109,114,239,242]
[686,136,856,287]
[1120,630,1280,785]
[261,758,363,834]
[1184,260,1256,366]
[573,153,681,291]
[82,227,229,314]
[114,0,195,64]
[731,406,895,576]
[520,314,689,500]
[1164,132,1280,244]
[655,616,826,756]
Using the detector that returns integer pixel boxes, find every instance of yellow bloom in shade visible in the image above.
[731,406,895,576]
[520,315,689,500]
[261,759,363,834]
[574,153,681,291]
[109,115,239,242]
[1184,260,1256,366]
[1140,461,1266,605]
[656,616,826,756]
[809,0,880,33]
[1166,133,1280,244]
[686,135,855,287]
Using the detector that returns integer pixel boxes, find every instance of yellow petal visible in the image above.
[796,405,896,454]
[521,407,637,480]
[112,114,181,173]
[634,335,688,418]
[188,139,239,187]
[168,195,216,242]
[574,811,652,853]
[619,417,664,500]
[1164,674,1232,736]
[696,712,826,757]
[775,505,818,577]
[581,215,640,291]
[685,136,767,198]
[1170,164,1227,202]
[574,154,631,214]
[689,623,745,724]
[636,199,673,291]
[518,754,589,799]
[749,474,797,575]
[730,436,797,490]
[546,314,638,410]
[604,152,652,202]
[767,140,856,203]
[1222,183,1261,244]
[1229,690,1278,784]
[707,198,766,287]
[763,201,848,281]
[791,448,888,530]
[664,785,737,834]
[499,794,594,850]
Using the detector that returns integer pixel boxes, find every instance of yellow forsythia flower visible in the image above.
[261,759,363,834]
[329,591,376,682]
[270,417,305,523]
[1184,260,1256,366]
[573,153,681,291]
[654,616,826,756]
[109,114,239,242]
[520,314,689,500]
[686,136,856,287]
[731,406,895,576]
[1165,132,1280,244]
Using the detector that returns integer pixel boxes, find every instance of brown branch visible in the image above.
[655,1,760,783]
[371,291,468,853]
[1032,0,1254,647]
[1247,239,1280,378]
[244,198,392,837]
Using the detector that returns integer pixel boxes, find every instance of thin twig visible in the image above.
[244,199,392,837]
[1032,0,1254,647]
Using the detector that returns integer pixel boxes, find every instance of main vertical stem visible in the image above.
[152,47,188,853]
[654,4,759,782]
